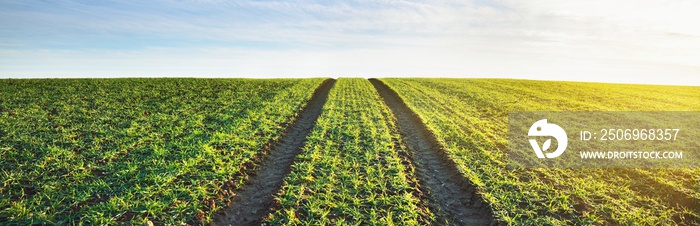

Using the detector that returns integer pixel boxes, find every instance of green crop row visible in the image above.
[264,78,432,225]
[380,78,700,225]
[0,78,324,225]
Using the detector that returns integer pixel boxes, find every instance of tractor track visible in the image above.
[370,78,496,226]
[212,79,336,226]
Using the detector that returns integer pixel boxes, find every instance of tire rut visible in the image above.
[212,79,336,226]
[369,79,496,226]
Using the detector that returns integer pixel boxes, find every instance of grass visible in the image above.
[264,78,432,225]
[380,78,700,225]
[0,78,325,225]
[2,77,699,225]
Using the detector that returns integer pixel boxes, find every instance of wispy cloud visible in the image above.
[1,0,699,84]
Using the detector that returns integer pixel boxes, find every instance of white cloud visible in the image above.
[1,0,699,85]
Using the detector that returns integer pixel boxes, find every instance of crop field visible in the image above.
[1,77,699,225]
[0,78,325,224]
[264,78,431,225]
[381,78,700,225]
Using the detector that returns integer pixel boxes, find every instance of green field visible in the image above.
[265,78,431,225]
[381,78,700,225]
[0,78,325,224]
[1,78,699,225]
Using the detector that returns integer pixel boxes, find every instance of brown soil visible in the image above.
[370,78,497,226]
[211,79,336,226]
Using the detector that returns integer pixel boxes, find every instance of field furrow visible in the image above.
[214,79,335,225]
[370,79,494,225]
[264,78,432,225]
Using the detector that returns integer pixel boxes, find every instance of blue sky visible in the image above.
[1,0,699,85]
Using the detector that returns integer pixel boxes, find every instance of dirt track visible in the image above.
[212,79,336,226]
[370,79,495,226]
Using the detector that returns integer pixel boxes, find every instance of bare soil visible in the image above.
[212,79,336,226]
[370,78,496,226]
